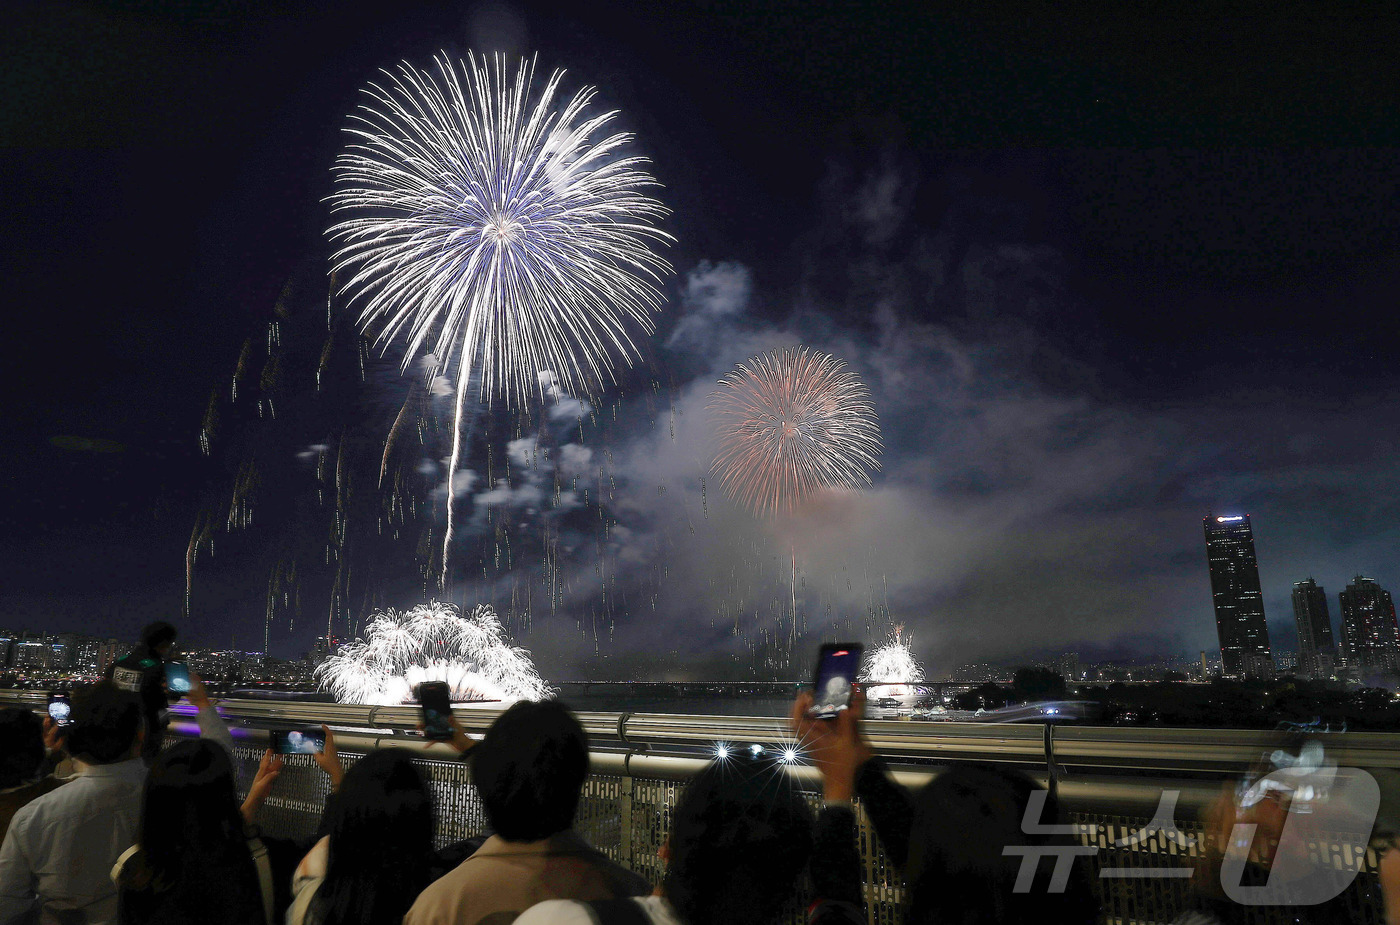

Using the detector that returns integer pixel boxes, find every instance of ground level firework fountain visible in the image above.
[316,601,551,705]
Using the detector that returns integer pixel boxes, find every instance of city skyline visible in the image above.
[0,507,1395,678]
[2,3,1397,678]
[7,521,1399,685]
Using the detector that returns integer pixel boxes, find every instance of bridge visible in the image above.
[2,689,1392,924]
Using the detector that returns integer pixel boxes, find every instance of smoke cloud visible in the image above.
[440,161,1400,680]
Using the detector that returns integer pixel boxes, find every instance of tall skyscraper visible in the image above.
[1292,578,1337,678]
[1338,576,1400,676]
[1203,514,1272,677]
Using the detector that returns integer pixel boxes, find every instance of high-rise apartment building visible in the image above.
[1338,576,1400,675]
[1204,514,1272,678]
[1292,578,1337,679]
[13,637,50,670]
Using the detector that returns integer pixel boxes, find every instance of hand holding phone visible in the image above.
[164,661,192,694]
[791,674,871,804]
[310,724,344,788]
[809,643,864,719]
[271,727,327,755]
[47,691,72,727]
[417,681,454,741]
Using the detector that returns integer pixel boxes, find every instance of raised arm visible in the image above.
[808,804,865,924]
[241,749,285,825]
[791,689,870,921]
[852,755,915,870]
[186,671,235,756]
[791,688,916,871]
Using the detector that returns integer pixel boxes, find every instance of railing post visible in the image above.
[1045,723,1059,800]
[619,773,634,870]
[618,712,635,869]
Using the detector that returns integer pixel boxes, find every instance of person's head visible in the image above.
[904,764,1097,925]
[0,708,45,788]
[66,682,143,764]
[472,699,589,841]
[314,749,436,925]
[140,621,178,659]
[664,753,814,925]
[138,740,263,921]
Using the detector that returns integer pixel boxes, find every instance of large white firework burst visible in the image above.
[316,601,551,705]
[709,346,882,515]
[860,627,924,697]
[327,52,672,580]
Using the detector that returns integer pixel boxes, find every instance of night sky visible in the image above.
[3,1,1398,678]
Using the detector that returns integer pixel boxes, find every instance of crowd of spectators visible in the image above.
[2,623,1397,925]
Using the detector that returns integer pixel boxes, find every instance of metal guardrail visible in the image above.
[14,689,1396,763]
[9,689,1396,811]
[3,690,1392,924]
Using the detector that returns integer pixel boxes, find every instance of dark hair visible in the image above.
[664,754,814,925]
[140,621,178,652]
[904,765,1097,925]
[472,700,588,841]
[137,740,263,924]
[66,682,142,764]
[0,708,45,788]
[311,749,436,925]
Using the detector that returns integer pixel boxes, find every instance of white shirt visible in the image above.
[0,757,146,925]
[515,896,682,925]
[285,836,330,925]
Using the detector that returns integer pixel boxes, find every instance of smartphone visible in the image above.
[164,661,192,694]
[418,681,454,741]
[809,643,864,719]
[270,727,326,755]
[47,691,73,727]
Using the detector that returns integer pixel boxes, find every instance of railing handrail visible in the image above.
[8,689,1396,816]
[6,689,1399,770]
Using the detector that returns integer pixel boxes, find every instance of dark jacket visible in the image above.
[108,645,172,763]
[799,760,915,925]
[807,805,866,925]
[113,831,304,925]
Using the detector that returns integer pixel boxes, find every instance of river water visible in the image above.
[554,688,796,717]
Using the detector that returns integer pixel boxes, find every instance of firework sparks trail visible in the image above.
[184,514,213,618]
[381,375,423,488]
[316,601,551,705]
[327,52,673,584]
[708,346,881,516]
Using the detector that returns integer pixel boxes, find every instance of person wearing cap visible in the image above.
[108,622,178,766]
